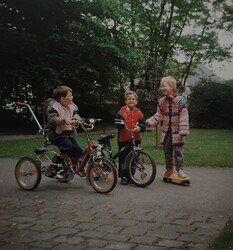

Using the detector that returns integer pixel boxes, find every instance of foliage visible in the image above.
[0,0,133,118]
[188,81,233,128]
[0,0,232,125]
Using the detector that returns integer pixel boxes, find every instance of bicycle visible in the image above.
[96,119,157,187]
[15,102,117,194]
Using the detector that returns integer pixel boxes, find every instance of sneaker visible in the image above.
[78,171,86,177]
[72,157,83,165]
[120,177,128,185]
[177,169,188,178]
[52,154,64,164]
[164,170,173,177]
[56,170,65,179]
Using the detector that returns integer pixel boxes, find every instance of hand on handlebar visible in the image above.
[66,117,84,126]
[115,119,125,126]
[57,117,66,125]
[66,120,77,126]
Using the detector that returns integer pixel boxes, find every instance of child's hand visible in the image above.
[133,125,141,133]
[179,135,186,140]
[115,119,125,125]
[66,120,77,126]
[56,117,66,125]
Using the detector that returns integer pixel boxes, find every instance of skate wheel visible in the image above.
[163,177,170,183]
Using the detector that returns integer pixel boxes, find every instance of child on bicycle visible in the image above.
[116,90,147,185]
[146,76,190,178]
[47,85,84,175]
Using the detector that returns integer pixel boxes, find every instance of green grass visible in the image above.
[142,128,233,167]
[0,129,233,167]
[208,219,233,250]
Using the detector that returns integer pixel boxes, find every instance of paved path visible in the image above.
[0,158,233,250]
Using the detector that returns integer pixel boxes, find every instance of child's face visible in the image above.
[160,82,174,96]
[125,94,138,110]
[60,90,73,107]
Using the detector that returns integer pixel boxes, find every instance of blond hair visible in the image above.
[124,90,138,100]
[160,76,177,91]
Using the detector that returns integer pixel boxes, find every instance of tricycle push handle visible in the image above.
[16,101,43,132]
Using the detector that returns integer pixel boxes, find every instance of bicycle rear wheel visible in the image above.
[126,150,156,187]
[88,158,117,194]
[15,157,41,190]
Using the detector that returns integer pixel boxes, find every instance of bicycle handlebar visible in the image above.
[83,118,101,131]
[67,118,101,131]
[115,118,150,133]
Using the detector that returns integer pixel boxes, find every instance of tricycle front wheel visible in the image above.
[88,158,117,194]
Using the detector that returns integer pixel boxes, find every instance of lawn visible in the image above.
[0,129,233,168]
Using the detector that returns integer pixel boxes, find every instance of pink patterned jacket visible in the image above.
[146,95,189,145]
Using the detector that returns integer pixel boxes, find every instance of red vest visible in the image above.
[118,106,143,142]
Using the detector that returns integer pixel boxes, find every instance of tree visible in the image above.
[0,0,135,121]
[107,0,232,117]
[0,0,232,127]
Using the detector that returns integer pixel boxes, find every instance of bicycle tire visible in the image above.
[125,150,156,187]
[15,157,42,191]
[88,158,117,194]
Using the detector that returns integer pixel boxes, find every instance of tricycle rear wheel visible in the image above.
[15,157,41,191]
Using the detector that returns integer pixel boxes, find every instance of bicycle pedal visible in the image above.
[140,172,147,180]
[78,171,86,177]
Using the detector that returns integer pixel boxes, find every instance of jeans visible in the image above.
[51,137,83,158]
[163,131,184,171]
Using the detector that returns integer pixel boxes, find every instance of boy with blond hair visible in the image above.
[116,90,147,185]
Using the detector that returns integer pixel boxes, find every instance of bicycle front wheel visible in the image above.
[15,157,41,191]
[88,158,117,194]
[126,150,156,187]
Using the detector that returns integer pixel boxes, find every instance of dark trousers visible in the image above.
[118,141,139,178]
[51,137,83,158]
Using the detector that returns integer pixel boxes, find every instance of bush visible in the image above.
[188,81,233,129]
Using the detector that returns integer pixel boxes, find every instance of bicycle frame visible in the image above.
[112,140,136,162]
[103,119,140,163]
[98,119,157,187]
[69,121,97,175]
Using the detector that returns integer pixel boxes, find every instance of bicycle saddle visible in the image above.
[34,147,50,155]
[98,134,114,144]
